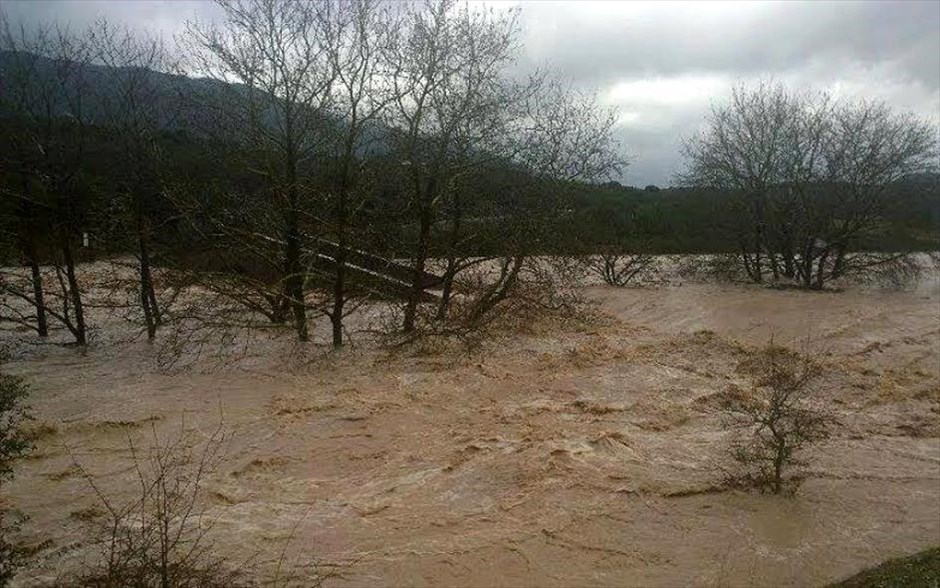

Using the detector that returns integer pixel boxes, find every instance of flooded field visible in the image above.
[2,272,939,587]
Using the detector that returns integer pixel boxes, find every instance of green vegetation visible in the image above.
[831,547,940,588]
[0,373,33,585]
[0,374,32,482]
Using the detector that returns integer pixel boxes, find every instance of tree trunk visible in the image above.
[331,154,353,348]
[139,236,158,339]
[740,244,757,283]
[284,218,308,342]
[468,256,524,325]
[782,245,795,279]
[282,138,308,342]
[831,244,847,280]
[753,224,763,284]
[435,193,462,321]
[59,226,86,345]
[436,256,457,321]
[813,248,830,290]
[25,240,49,338]
[137,205,160,339]
[18,178,48,337]
[331,246,346,348]
[750,195,765,284]
[403,180,436,333]
[800,245,814,288]
[773,453,784,494]
[769,250,780,281]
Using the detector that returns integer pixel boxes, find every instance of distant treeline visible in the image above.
[563,177,940,255]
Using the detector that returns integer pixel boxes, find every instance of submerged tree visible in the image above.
[2,0,627,352]
[182,0,338,342]
[88,20,177,340]
[382,0,526,332]
[723,343,832,495]
[385,1,623,332]
[319,0,399,347]
[456,82,623,326]
[0,21,95,344]
[681,82,936,289]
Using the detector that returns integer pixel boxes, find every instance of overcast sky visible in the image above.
[3,0,939,186]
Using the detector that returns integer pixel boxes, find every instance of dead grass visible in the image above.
[22,421,59,442]
[268,395,338,417]
[631,398,694,432]
[692,384,754,412]
[45,463,82,482]
[568,399,625,415]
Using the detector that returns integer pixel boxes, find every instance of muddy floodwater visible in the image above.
[3,274,939,586]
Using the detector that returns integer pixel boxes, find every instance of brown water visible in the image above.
[3,277,939,587]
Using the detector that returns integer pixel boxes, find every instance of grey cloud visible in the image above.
[616,104,712,188]
[518,1,940,89]
[516,1,939,184]
[1,0,222,41]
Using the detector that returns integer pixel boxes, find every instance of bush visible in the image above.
[69,421,242,587]
[0,373,33,585]
[579,251,661,286]
[69,419,334,587]
[722,344,833,494]
[0,374,33,483]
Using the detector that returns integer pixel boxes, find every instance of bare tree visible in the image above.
[383,1,623,332]
[0,178,49,338]
[581,249,659,287]
[383,0,525,333]
[87,20,177,340]
[803,101,938,288]
[70,422,232,587]
[574,205,660,287]
[680,83,810,284]
[681,82,937,289]
[183,0,338,342]
[458,83,624,326]
[319,0,399,347]
[0,20,95,344]
[723,343,832,495]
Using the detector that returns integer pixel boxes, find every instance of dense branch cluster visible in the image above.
[681,83,937,288]
[0,0,623,349]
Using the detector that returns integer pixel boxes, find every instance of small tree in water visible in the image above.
[723,343,832,495]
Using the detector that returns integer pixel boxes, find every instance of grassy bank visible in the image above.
[832,547,940,587]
